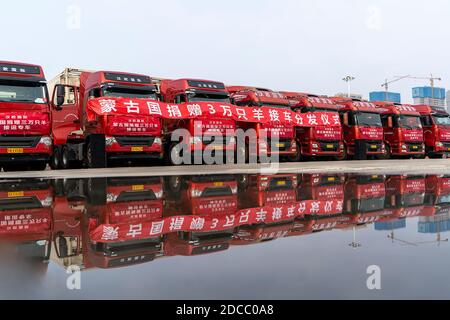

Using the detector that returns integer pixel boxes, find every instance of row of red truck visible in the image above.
[1,173,449,269]
[1,60,450,171]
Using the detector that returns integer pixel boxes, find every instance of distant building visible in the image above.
[370,91,401,103]
[335,92,363,100]
[413,86,446,108]
[447,90,450,112]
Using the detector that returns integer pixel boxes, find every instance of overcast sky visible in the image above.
[1,0,449,103]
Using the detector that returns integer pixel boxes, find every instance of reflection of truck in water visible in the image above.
[0,179,53,269]
[164,175,238,257]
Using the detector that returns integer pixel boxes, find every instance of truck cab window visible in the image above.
[89,88,101,99]
[175,94,186,104]
[421,116,432,127]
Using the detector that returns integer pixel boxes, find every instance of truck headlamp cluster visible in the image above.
[105,137,117,147]
[39,136,52,147]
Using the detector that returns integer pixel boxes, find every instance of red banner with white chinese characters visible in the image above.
[89,199,344,243]
[87,98,341,128]
[0,112,50,135]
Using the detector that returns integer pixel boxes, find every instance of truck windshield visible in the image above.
[0,80,47,104]
[433,115,450,126]
[356,112,382,127]
[398,115,422,129]
[188,93,231,103]
[102,87,158,100]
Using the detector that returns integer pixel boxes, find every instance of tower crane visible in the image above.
[381,74,443,100]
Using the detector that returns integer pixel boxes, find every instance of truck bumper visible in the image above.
[301,141,344,157]
[0,154,50,163]
[390,142,425,156]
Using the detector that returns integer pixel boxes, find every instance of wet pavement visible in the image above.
[1,172,450,299]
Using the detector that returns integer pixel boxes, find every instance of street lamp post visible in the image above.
[343,76,356,98]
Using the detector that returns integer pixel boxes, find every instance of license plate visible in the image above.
[214,182,224,187]
[370,145,378,149]
[131,147,144,152]
[7,148,23,154]
[277,181,287,186]
[328,177,336,182]
[412,146,418,150]
[276,143,285,148]
[132,185,144,191]
[8,191,24,198]
[447,148,450,151]
[326,144,334,149]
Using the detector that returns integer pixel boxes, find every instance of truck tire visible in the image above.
[354,140,368,161]
[289,142,302,163]
[85,178,107,206]
[50,146,62,170]
[86,134,107,168]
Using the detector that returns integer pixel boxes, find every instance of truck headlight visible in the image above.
[106,137,117,147]
[437,142,444,148]
[154,189,163,199]
[154,137,162,146]
[191,189,203,197]
[40,196,53,207]
[39,136,52,147]
[402,144,407,150]
[107,193,118,203]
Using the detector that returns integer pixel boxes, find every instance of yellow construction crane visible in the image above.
[381,74,443,100]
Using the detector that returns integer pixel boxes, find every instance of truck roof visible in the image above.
[231,88,290,107]
[161,78,228,96]
[410,104,450,117]
[331,97,381,113]
[373,102,421,116]
[0,60,45,81]
[227,86,272,95]
[284,92,339,110]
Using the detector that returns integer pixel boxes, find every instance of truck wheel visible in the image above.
[86,135,107,168]
[85,178,107,206]
[61,146,71,169]
[50,146,62,170]
[383,145,392,160]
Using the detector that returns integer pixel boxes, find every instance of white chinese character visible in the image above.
[125,100,140,114]
[272,208,283,221]
[150,221,164,235]
[298,202,307,214]
[236,108,248,120]
[187,104,202,117]
[287,205,296,218]
[190,218,206,230]
[223,215,236,228]
[311,202,321,214]
[256,209,267,222]
[239,210,250,224]
[325,201,334,213]
[167,105,182,118]
[333,115,341,125]
[169,217,184,231]
[269,109,280,122]
[284,111,292,123]
[147,102,162,115]
[221,105,232,117]
[99,99,117,113]
[127,224,143,238]
[102,226,119,241]
[252,108,264,121]
[307,114,318,126]
[321,114,331,126]
[295,114,304,125]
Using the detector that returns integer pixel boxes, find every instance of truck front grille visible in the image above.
[115,136,155,147]
[0,136,40,148]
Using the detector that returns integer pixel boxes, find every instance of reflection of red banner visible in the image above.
[90,200,344,243]
[87,98,341,128]
[0,209,51,236]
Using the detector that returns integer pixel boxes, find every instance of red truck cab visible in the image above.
[159,79,237,165]
[385,175,427,219]
[51,69,162,169]
[332,98,385,160]
[285,92,344,160]
[373,102,425,158]
[164,175,238,257]
[230,88,298,162]
[84,177,164,269]
[0,61,52,171]
[424,175,450,216]
[412,105,450,158]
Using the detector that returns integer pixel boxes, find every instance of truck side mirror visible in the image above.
[56,85,66,108]
[387,117,393,128]
[343,113,349,126]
